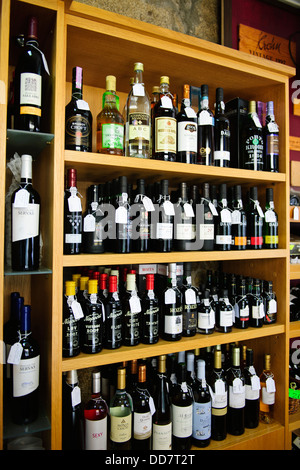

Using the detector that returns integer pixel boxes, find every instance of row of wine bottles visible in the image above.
[62,345,276,450]
[64,168,279,255]
[290,283,300,322]
[63,263,277,357]
[65,63,279,173]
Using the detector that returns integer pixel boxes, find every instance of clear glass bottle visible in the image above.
[192,359,211,447]
[84,371,108,450]
[109,367,133,450]
[259,354,276,424]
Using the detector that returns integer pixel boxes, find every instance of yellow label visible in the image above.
[110,413,131,443]
[155,117,176,153]
[264,235,278,244]
[20,106,41,117]
[212,406,227,416]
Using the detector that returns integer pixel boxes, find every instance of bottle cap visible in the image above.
[106,75,116,91]
[65,280,76,296]
[126,273,136,291]
[21,305,31,333]
[130,359,138,374]
[158,355,166,373]
[160,76,169,85]
[219,183,227,199]
[138,364,146,383]
[160,179,169,195]
[21,154,33,179]
[88,279,98,294]
[117,367,126,389]
[134,62,144,71]
[146,273,154,291]
[66,370,78,385]
[67,168,77,188]
[27,16,38,40]
[232,347,240,367]
[99,273,108,290]
[183,84,190,99]
[201,84,209,96]
[152,86,160,94]
[250,186,258,200]
[79,276,89,291]
[249,100,256,113]
[266,187,274,203]
[109,275,118,293]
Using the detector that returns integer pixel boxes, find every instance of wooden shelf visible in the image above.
[289,321,300,338]
[290,264,300,280]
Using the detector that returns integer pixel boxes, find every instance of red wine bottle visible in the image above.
[141,273,159,344]
[154,179,174,252]
[197,84,214,165]
[173,182,195,251]
[250,278,265,328]
[11,304,40,425]
[263,187,278,249]
[114,176,132,253]
[176,84,197,164]
[227,347,245,436]
[82,184,105,254]
[104,275,123,349]
[132,364,153,450]
[230,185,247,250]
[122,272,141,346]
[152,355,172,450]
[263,101,279,172]
[62,370,84,450]
[64,168,82,254]
[241,100,264,171]
[214,87,230,167]
[263,280,277,325]
[234,277,249,329]
[65,66,92,152]
[4,293,23,389]
[209,349,227,441]
[215,289,233,333]
[132,178,151,253]
[84,371,108,450]
[199,183,215,251]
[197,289,215,334]
[161,263,183,341]
[81,279,104,354]
[181,262,198,337]
[215,183,232,251]
[246,186,263,249]
[11,154,40,271]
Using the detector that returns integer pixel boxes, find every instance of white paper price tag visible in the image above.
[129,295,141,313]
[83,214,96,232]
[185,288,196,305]
[143,195,155,212]
[161,95,173,109]
[184,202,194,217]
[266,377,276,393]
[220,208,232,223]
[14,189,30,208]
[115,206,128,223]
[7,342,23,364]
[133,83,145,97]
[185,107,197,118]
[209,202,218,216]
[233,377,243,393]
[265,210,276,223]
[165,288,176,304]
[163,200,175,216]
[68,194,82,212]
[71,386,81,407]
[251,375,261,391]
[76,99,90,111]
[71,300,84,319]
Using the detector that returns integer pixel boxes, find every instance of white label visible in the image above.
[199,110,213,125]
[83,214,96,232]
[184,202,194,217]
[85,416,107,450]
[176,223,194,240]
[13,355,40,397]
[231,210,242,225]
[172,403,193,438]
[185,288,196,305]
[199,224,214,240]
[216,235,232,245]
[68,193,82,212]
[129,295,141,313]
[115,206,127,223]
[245,383,260,400]
[71,300,84,319]
[198,309,215,329]
[71,385,81,407]
[152,422,172,450]
[133,411,152,440]
[214,150,230,162]
[220,309,233,327]
[220,208,232,223]
[252,303,265,319]
[156,222,173,240]
[142,196,155,212]
[177,121,197,152]
[12,203,39,242]
[265,209,276,223]
[13,189,30,208]
[163,200,175,216]
[229,382,245,409]
[20,72,41,107]
[165,288,176,304]
[164,314,182,334]
[132,83,145,97]
[262,384,275,405]
[65,233,81,243]
[268,299,277,314]
[161,95,173,109]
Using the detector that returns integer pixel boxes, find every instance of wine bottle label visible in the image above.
[216,235,232,245]
[20,72,42,115]
[164,313,182,334]
[220,309,233,327]
[264,235,278,244]
[250,236,263,246]
[192,401,211,440]
[234,236,247,246]
[252,303,265,319]
[155,117,176,153]
[101,123,124,149]
[13,355,40,397]
[262,384,275,405]
[244,135,263,169]
[12,203,39,242]
[266,134,279,154]
[198,309,215,329]
[245,383,260,400]
[214,150,230,162]
[175,223,194,240]
[177,121,197,152]
[229,380,245,409]
[128,113,150,142]
[172,403,193,438]
[156,222,173,240]
[237,305,249,319]
[110,412,132,443]
[199,223,214,240]
[85,416,107,450]
[152,422,172,450]
[133,411,152,440]
[65,115,92,148]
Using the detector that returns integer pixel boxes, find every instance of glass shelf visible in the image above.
[4,267,52,276]
[6,129,54,159]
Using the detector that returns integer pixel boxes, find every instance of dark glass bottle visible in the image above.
[241,100,264,170]
[132,178,150,252]
[199,183,215,251]
[65,66,92,151]
[215,183,232,251]
[192,359,211,448]
[14,17,46,132]
[152,76,177,161]
[114,176,132,254]
[4,293,23,391]
[64,168,82,255]
[81,279,104,354]
[132,364,152,450]
[244,348,260,429]
[209,349,227,441]
[172,362,193,450]
[176,84,197,164]
[109,368,133,450]
[173,182,195,251]
[141,273,159,344]
[98,272,108,303]
[227,347,245,436]
[263,101,279,172]
[104,275,123,349]
[263,187,278,249]
[262,280,277,325]
[11,154,40,271]
[62,370,84,450]
[77,276,89,306]
[127,360,138,397]
[181,262,198,337]
[230,185,247,250]
[11,304,40,425]
[152,355,172,450]
[250,278,265,328]
[234,278,250,329]
[197,84,214,165]
[154,179,174,252]
[214,87,230,167]
[246,186,263,249]
[62,281,81,358]
[197,289,215,334]
[161,263,183,341]
[82,184,105,253]
[215,289,233,333]
[84,371,108,450]
[122,273,141,346]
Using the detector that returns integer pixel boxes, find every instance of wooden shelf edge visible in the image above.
[290,265,300,280]
[61,323,285,371]
[289,321,300,338]
[289,410,300,433]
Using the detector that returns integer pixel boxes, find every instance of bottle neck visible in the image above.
[201,95,209,110]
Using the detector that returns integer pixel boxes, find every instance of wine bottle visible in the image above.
[161,263,183,341]
[4,293,23,389]
[62,280,81,358]
[214,87,230,167]
[186,352,197,390]
[104,274,123,349]
[197,289,215,334]
[64,168,82,255]
[81,279,104,354]
[197,84,214,165]
[181,262,198,337]
[234,277,250,329]
[77,276,89,306]
[141,273,160,344]
[230,185,247,250]
[192,359,211,448]
[263,187,278,249]
[244,348,260,429]
[209,349,228,441]
[263,101,279,172]
[125,62,151,158]
[173,182,195,251]
[199,183,216,251]
[11,154,40,271]
[259,354,276,424]
[98,272,108,303]
[132,364,153,450]
[65,66,92,152]
[96,75,124,155]
[154,179,174,252]
[11,304,40,425]
[241,100,264,170]
[176,84,197,164]
[246,186,264,249]
[84,371,108,450]
[262,280,277,325]
[227,347,245,436]
[132,178,151,252]
[215,289,233,333]
[250,278,265,328]
[122,272,141,346]
[109,367,133,450]
[62,370,84,450]
[82,184,105,254]
[171,362,193,450]
[152,76,177,161]
[152,355,172,450]
[14,16,48,132]
[215,183,232,251]
[114,175,132,253]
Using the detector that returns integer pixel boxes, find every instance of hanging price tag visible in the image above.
[71,300,84,319]
[185,288,196,305]
[133,83,145,97]
[266,377,276,393]
[163,200,175,216]
[71,386,81,407]
[185,107,197,118]
[83,214,96,232]
[76,99,90,111]
[209,202,218,216]
[264,209,276,223]
[165,288,176,304]
[161,96,173,109]
[13,188,30,208]
[68,194,82,212]
[143,195,155,212]
[251,375,261,391]
[233,377,244,393]
[129,295,141,313]
[7,342,23,364]
[220,208,232,223]
[184,202,194,217]
[115,206,128,223]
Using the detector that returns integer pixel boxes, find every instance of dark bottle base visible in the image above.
[192,437,210,448]
[161,334,182,341]
[172,436,192,451]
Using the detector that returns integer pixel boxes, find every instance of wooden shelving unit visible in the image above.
[0,0,295,450]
